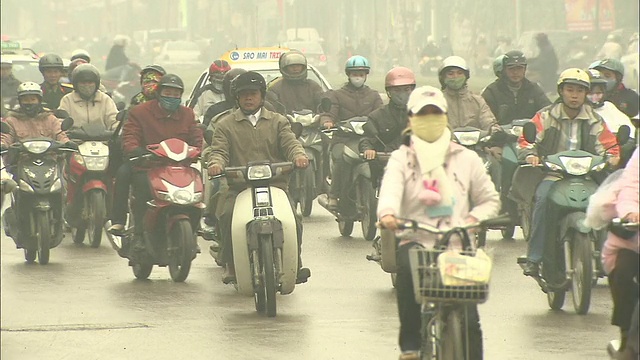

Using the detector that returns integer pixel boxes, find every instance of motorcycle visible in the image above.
[64,123,114,247]
[419,55,442,76]
[102,63,141,105]
[287,109,324,217]
[210,162,300,317]
[317,116,379,240]
[1,148,17,208]
[105,138,203,282]
[515,122,628,314]
[1,119,76,264]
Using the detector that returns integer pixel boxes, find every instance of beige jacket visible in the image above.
[1,111,69,147]
[58,91,118,131]
[443,87,497,132]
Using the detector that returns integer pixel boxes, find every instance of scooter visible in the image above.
[1,149,17,208]
[1,119,76,264]
[211,161,300,317]
[419,55,442,76]
[64,123,114,247]
[105,138,204,282]
[287,109,323,217]
[515,123,628,314]
[317,116,379,240]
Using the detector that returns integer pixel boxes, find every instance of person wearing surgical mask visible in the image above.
[191,60,231,123]
[377,86,500,360]
[58,63,118,132]
[589,58,640,118]
[438,56,498,134]
[360,67,416,187]
[319,55,383,209]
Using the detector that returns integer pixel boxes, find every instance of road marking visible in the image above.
[1,322,149,332]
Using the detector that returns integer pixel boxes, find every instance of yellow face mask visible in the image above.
[409,114,448,142]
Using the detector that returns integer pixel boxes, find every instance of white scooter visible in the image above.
[214,161,299,317]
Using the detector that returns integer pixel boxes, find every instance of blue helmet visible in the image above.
[345,55,370,75]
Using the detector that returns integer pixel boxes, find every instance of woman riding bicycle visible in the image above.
[377,86,500,360]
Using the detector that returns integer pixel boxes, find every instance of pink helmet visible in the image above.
[384,67,416,88]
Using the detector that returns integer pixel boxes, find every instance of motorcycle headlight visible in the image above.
[350,121,366,135]
[559,156,591,176]
[293,114,315,127]
[544,161,563,172]
[50,178,62,192]
[19,180,34,192]
[511,126,523,137]
[172,190,193,205]
[454,131,480,146]
[84,156,109,171]
[23,140,51,154]
[193,192,203,203]
[247,165,272,181]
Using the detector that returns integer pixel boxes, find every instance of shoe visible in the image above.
[222,264,236,284]
[398,351,419,360]
[198,224,217,241]
[327,197,338,211]
[522,260,540,277]
[108,223,125,236]
[296,267,311,284]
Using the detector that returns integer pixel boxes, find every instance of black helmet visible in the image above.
[223,68,247,100]
[232,71,266,97]
[158,74,184,91]
[502,50,527,68]
[71,63,101,88]
[141,64,166,77]
[38,53,64,73]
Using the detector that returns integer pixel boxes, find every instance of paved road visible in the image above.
[1,201,617,360]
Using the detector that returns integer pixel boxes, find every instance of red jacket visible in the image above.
[122,100,203,155]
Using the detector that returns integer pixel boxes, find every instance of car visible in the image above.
[1,41,43,84]
[153,40,202,67]
[281,40,328,74]
[186,47,332,109]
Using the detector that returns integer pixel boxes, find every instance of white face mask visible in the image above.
[349,75,366,88]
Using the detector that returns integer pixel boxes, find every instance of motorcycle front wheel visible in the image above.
[36,212,51,265]
[168,219,196,282]
[359,178,377,241]
[301,166,315,217]
[132,262,153,280]
[87,190,106,248]
[571,232,593,315]
[261,235,277,317]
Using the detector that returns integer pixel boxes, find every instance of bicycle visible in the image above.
[388,215,509,360]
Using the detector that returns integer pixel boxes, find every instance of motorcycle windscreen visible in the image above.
[232,187,299,296]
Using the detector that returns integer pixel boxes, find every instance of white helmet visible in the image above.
[17,82,43,99]
[113,34,129,47]
[70,49,91,62]
[438,56,470,87]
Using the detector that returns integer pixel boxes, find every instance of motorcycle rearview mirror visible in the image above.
[53,109,69,119]
[60,117,75,131]
[291,122,303,138]
[523,122,537,144]
[116,101,126,111]
[319,97,332,113]
[362,121,378,138]
[116,109,127,122]
[616,125,630,146]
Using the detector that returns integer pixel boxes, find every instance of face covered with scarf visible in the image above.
[141,71,163,99]
[407,85,450,142]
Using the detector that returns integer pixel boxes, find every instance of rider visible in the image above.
[129,64,166,107]
[266,49,325,115]
[192,60,231,122]
[518,68,620,276]
[589,58,640,118]
[320,55,383,210]
[108,74,203,245]
[438,55,498,132]
[205,71,311,284]
[377,86,500,360]
[600,148,639,358]
[481,50,550,125]
[360,67,416,185]
[1,59,21,101]
[70,49,91,63]
[586,68,635,136]
[202,68,248,131]
[58,64,118,131]
[38,53,73,110]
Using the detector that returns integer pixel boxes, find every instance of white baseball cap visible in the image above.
[407,85,448,114]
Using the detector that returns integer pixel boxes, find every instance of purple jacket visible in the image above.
[377,141,500,249]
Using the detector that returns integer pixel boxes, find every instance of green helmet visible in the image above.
[589,58,624,78]
[493,55,505,77]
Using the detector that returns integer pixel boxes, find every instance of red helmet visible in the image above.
[384,67,416,88]
[209,60,231,76]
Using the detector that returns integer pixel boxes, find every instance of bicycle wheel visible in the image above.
[441,308,464,360]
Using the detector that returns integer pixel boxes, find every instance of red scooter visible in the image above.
[65,123,114,247]
[106,138,204,282]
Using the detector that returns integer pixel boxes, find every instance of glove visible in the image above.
[128,147,149,159]
[63,141,78,150]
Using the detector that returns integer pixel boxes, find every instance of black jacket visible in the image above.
[359,103,408,152]
[481,78,551,125]
[105,45,129,71]
[607,84,639,118]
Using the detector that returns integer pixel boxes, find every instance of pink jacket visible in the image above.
[377,142,500,249]
[602,148,639,274]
